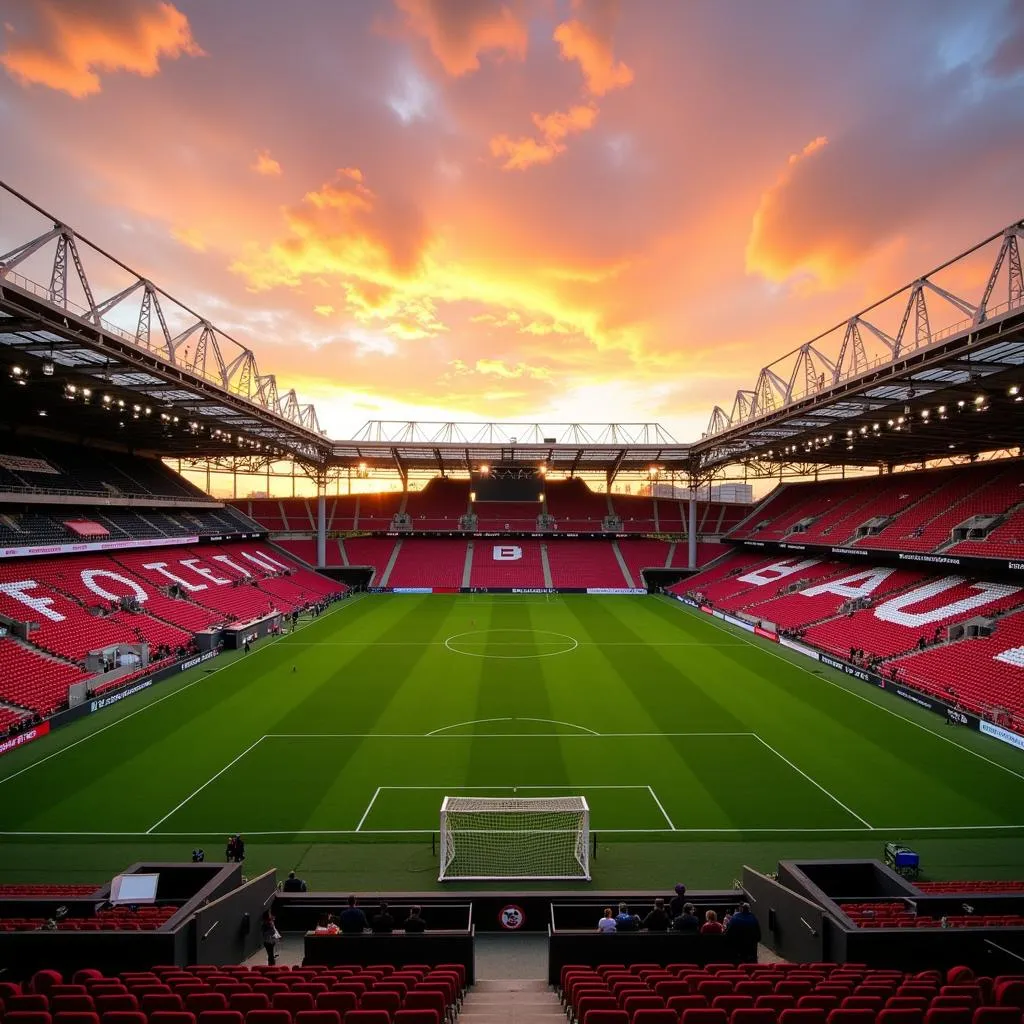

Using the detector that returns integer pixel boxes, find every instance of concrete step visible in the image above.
[472,981,552,994]
[465,996,558,1005]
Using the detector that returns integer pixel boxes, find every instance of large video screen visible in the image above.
[471,471,544,502]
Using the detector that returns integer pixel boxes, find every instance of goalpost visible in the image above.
[438,795,590,881]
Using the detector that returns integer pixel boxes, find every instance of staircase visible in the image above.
[459,979,562,1024]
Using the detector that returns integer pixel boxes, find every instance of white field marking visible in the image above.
[146,735,267,833]
[7,824,1024,837]
[647,786,677,831]
[277,641,747,647]
[425,718,513,736]
[752,733,873,829]
[444,628,578,659]
[354,787,382,832]
[662,596,1024,785]
[374,784,650,789]
[263,731,754,738]
[0,596,366,790]
[515,717,599,735]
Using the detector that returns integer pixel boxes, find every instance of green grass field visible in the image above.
[2,593,1024,890]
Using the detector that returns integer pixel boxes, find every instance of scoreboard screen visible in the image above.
[471,470,544,502]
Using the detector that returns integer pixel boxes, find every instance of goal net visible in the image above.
[438,795,590,881]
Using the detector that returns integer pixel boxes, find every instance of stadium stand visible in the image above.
[343,537,399,584]
[387,539,468,588]
[0,542,345,724]
[357,492,404,530]
[469,540,546,588]
[0,440,209,501]
[405,478,470,529]
[546,540,630,588]
[545,478,609,530]
[473,500,541,531]
[728,463,1024,558]
[674,550,1024,729]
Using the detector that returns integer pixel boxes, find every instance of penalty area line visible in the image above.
[146,735,267,834]
[354,787,382,832]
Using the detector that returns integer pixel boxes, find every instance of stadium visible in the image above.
[2,0,1024,1006]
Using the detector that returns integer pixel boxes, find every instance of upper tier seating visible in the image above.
[469,540,546,588]
[387,539,468,588]
[405,479,469,530]
[546,541,630,588]
[0,505,257,553]
[730,462,1024,557]
[611,494,657,532]
[474,501,541,531]
[358,492,404,530]
[546,479,610,530]
[0,440,210,500]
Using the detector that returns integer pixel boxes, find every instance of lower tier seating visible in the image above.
[388,540,467,588]
[469,540,546,588]
[546,541,630,588]
[0,543,345,718]
[673,551,1024,730]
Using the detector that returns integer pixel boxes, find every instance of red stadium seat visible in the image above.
[294,1014,342,1024]
[393,1011,439,1024]
[731,1012,777,1024]
[54,1014,100,1024]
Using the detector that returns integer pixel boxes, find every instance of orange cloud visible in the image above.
[171,226,207,252]
[394,0,528,76]
[553,18,633,96]
[745,136,866,284]
[0,0,203,98]
[490,103,598,170]
[252,150,282,176]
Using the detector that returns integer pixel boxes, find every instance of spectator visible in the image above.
[371,901,394,933]
[643,898,671,932]
[282,871,308,893]
[725,902,761,962]
[261,909,279,965]
[672,902,700,933]
[313,914,339,935]
[191,849,205,863]
[339,895,368,934]
[614,901,639,932]
[700,909,724,935]
[669,883,688,919]
[404,905,426,933]
[597,907,616,933]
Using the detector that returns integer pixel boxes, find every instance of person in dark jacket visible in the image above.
[669,883,688,919]
[614,902,639,931]
[643,898,671,931]
[671,902,700,933]
[339,895,368,934]
[403,906,426,933]
[281,871,308,892]
[371,901,395,933]
[725,902,761,961]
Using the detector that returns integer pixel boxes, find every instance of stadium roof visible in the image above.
[2,178,1022,482]
[691,222,1024,474]
[0,181,330,467]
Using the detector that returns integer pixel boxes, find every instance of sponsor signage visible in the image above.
[0,535,199,560]
[392,587,433,594]
[753,625,779,642]
[586,588,647,595]
[980,720,1024,750]
[729,537,1024,579]
[0,721,50,757]
[779,637,820,660]
[179,649,220,673]
[89,677,154,712]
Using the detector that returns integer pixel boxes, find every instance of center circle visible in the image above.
[444,628,579,660]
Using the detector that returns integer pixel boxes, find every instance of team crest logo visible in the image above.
[498,904,526,930]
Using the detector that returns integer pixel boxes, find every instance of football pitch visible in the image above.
[2,593,1024,890]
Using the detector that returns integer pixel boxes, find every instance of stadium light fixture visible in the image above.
[975,395,985,404]
[480,464,489,474]
[38,409,47,417]
[42,360,54,376]
[1010,386,1020,396]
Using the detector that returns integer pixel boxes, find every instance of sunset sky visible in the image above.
[1,0,1022,443]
